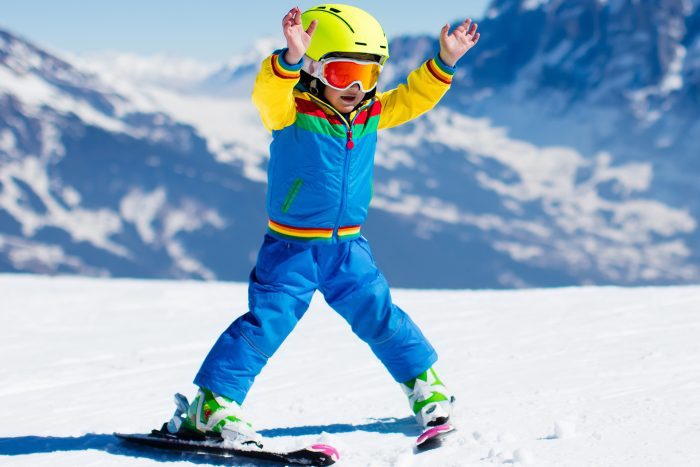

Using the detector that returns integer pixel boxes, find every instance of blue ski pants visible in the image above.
[194,235,437,404]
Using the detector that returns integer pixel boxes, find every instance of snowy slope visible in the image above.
[1,274,699,466]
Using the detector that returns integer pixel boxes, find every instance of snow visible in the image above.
[117,188,224,280]
[0,157,127,257]
[522,0,549,10]
[0,67,128,135]
[70,51,220,90]
[396,108,698,282]
[0,236,108,276]
[137,87,270,183]
[119,188,168,245]
[1,274,699,466]
[0,130,16,155]
[72,47,272,183]
[659,44,686,94]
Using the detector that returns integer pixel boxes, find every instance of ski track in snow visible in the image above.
[1,274,699,466]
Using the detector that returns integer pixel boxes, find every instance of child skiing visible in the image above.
[171,3,480,447]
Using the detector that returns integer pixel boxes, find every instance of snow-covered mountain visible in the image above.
[454,0,700,197]
[0,28,267,280]
[452,0,700,157]
[2,0,700,288]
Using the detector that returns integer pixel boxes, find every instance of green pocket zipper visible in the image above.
[281,178,304,213]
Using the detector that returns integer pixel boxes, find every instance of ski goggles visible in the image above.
[313,58,382,92]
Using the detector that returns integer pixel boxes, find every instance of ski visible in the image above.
[415,423,456,451]
[115,424,339,466]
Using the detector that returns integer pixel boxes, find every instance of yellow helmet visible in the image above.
[301,4,389,64]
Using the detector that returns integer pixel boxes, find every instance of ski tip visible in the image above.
[416,423,456,448]
[309,443,341,462]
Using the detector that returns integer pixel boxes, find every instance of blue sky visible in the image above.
[1,0,491,62]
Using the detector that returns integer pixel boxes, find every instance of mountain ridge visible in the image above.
[2,0,699,288]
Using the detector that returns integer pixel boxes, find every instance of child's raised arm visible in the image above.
[282,6,318,64]
[438,19,480,67]
[376,19,480,130]
[252,7,318,132]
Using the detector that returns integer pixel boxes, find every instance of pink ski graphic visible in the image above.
[309,444,340,462]
[416,423,456,449]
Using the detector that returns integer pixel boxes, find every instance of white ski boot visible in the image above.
[401,367,455,428]
[167,388,263,448]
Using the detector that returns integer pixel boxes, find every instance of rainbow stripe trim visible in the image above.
[271,54,301,80]
[294,97,382,138]
[337,225,362,239]
[426,56,455,85]
[268,220,362,242]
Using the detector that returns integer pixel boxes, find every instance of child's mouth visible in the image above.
[341,95,356,103]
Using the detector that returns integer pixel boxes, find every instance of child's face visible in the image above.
[320,52,379,113]
[323,84,366,113]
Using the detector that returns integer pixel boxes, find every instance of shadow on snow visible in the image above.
[0,417,418,464]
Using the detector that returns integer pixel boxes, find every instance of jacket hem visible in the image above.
[267,219,362,243]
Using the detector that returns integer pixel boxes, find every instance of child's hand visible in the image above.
[439,19,480,67]
[282,7,318,65]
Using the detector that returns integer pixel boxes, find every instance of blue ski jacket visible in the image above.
[252,49,455,243]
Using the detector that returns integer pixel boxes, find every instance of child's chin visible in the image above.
[335,103,355,112]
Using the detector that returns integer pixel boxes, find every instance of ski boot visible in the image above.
[401,367,456,429]
[167,388,263,448]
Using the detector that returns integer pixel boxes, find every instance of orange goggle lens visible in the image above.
[320,59,382,92]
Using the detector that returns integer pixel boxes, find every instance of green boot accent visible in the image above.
[182,388,262,446]
[401,367,455,428]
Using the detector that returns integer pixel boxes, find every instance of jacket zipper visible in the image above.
[309,96,373,240]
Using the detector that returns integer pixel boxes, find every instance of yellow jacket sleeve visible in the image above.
[251,50,302,132]
[377,56,456,130]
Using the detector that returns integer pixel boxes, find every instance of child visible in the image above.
[171,4,480,446]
